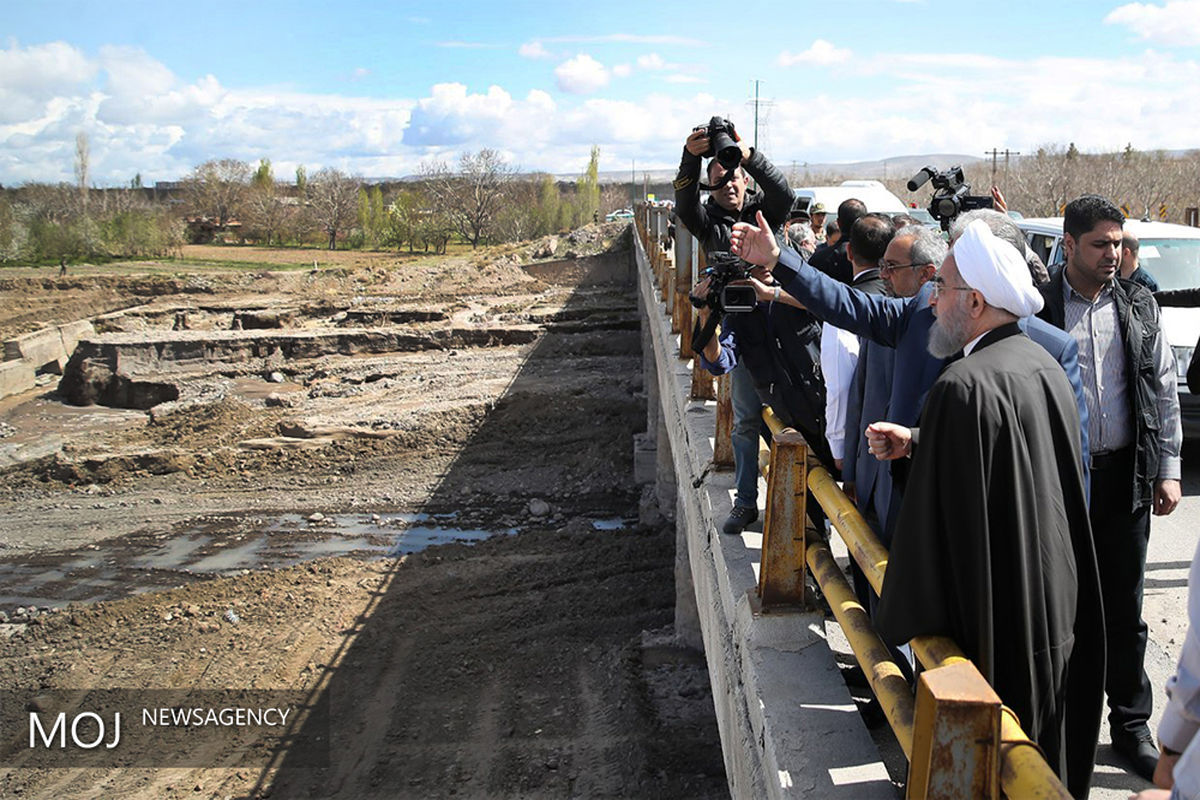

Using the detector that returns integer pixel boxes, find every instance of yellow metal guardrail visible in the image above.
[633,202,1071,800]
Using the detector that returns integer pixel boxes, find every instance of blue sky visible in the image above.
[3,0,1200,185]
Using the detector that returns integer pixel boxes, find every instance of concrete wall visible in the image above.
[0,320,97,400]
[634,234,894,799]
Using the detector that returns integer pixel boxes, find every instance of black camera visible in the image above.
[702,116,741,170]
[695,117,742,190]
[907,165,992,230]
[691,251,757,315]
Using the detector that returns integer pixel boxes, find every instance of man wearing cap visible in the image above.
[810,202,828,244]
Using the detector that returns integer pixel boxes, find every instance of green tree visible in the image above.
[252,159,273,190]
[533,174,560,236]
[575,145,601,225]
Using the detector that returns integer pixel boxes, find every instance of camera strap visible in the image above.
[698,169,735,192]
[691,310,722,354]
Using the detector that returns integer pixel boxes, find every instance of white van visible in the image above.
[792,180,908,216]
[1017,216,1200,439]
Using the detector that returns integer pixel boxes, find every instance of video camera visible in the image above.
[907,165,992,231]
[696,116,742,191]
[691,251,757,315]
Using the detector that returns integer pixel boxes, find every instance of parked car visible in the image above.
[605,209,634,222]
[1017,216,1200,439]
[792,180,908,216]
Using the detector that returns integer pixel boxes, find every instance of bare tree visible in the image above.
[308,167,360,250]
[242,159,292,245]
[421,148,513,248]
[185,159,251,229]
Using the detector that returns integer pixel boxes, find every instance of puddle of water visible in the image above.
[134,534,211,569]
[0,512,519,612]
[591,518,628,531]
[389,526,518,556]
[186,537,269,573]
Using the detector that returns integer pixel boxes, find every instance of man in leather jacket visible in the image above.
[673,125,796,535]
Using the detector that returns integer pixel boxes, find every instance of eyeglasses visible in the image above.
[929,276,976,298]
[879,261,931,277]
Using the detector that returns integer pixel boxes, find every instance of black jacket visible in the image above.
[698,300,833,470]
[672,147,793,255]
[1037,271,1164,509]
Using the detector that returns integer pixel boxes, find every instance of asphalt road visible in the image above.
[1092,439,1200,799]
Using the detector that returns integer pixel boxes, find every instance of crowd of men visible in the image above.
[671,126,1190,800]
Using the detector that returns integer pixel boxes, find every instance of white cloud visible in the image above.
[351,67,370,80]
[1106,0,1200,46]
[8,36,1200,188]
[519,41,552,59]
[777,40,852,67]
[612,64,633,78]
[555,54,609,94]
[636,53,667,70]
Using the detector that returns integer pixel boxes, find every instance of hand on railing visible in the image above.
[865,422,912,461]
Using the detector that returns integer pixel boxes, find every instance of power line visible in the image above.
[984,148,1021,184]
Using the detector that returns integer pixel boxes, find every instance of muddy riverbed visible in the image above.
[0,227,729,799]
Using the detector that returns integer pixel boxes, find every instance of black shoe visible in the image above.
[722,505,758,535]
[1112,728,1158,782]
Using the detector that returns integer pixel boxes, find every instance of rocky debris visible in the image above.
[264,392,299,408]
[232,309,294,329]
[268,371,286,383]
[0,421,15,439]
[57,351,180,409]
[527,498,550,517]
[531,236,559,259]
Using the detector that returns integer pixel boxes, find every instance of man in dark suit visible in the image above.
[843,224,945,543]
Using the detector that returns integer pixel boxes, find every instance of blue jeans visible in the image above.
[730,361,763,510]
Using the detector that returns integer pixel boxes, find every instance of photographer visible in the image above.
[672,120,794,254]
[674,120,796,535]
[691,265,835,517]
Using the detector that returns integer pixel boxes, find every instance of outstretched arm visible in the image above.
[733,211,912,346]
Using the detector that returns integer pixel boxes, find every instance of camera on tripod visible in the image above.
[691,251,757,315]
[907,165,992,230]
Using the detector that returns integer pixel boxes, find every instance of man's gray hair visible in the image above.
[949,209,1027,255]
[896,224,947,267]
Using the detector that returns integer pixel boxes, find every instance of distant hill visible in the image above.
[344,153,990,186]
[587,153,986,185]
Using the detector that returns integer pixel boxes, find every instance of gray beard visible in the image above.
[928,317,970,359]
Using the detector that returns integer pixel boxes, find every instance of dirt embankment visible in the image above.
[0,226,729,799]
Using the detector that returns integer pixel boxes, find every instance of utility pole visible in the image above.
[630,159,635,208]
[753,79,760,149]
[985,148,1021,185]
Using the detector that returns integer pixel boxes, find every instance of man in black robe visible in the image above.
[865,220,1105,799]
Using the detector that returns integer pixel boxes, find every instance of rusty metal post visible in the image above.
[906,661,1002,800]
[675,233,695,358]
[664,253,677,327]
[691,361,715,400]
[712,373,733,465]
[757,430,808,608]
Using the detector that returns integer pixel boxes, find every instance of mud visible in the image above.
[0,224,729,799]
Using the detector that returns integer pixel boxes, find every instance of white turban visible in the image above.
[952,219,1044,318]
